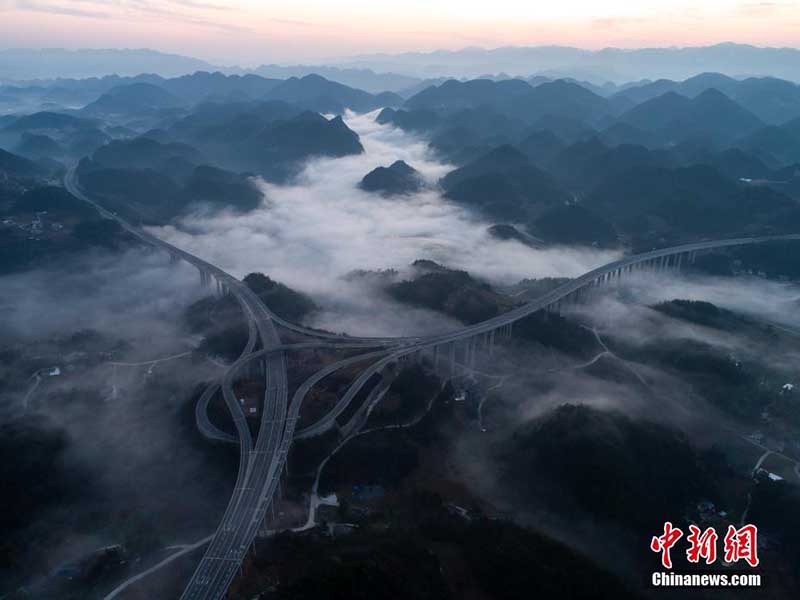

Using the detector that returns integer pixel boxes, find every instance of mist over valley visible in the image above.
[3,10,800,598]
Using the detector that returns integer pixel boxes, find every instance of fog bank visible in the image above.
[151,111,619,336]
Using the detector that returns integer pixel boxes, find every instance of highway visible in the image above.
[103,535,214,600]
[63,165,800,599]
[66,165,408,597]
[297,233,800,440]
[195,298,259,445]
[65,165,402,599]
[183,341,386,599]
[66,166,292,600]
[64,165,406,348]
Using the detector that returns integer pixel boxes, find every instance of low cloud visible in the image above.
[0,248,203,344]
[152,112,620,335]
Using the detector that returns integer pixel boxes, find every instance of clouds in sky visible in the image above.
[2,1,800,64]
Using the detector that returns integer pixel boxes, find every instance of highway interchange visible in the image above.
[64,165,800,599]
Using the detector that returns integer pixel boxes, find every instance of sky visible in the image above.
[0,1,799,65]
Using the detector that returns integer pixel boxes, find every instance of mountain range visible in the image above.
[5,62,800,248]
[338,43,800,83]
[8,44,800,92]
[0,48,214,81]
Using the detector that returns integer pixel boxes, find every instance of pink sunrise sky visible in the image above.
[0,1,799,64]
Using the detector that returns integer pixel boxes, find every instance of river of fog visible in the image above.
[150,110,620,336]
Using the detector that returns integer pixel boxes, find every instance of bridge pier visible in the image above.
[469,338,477,370]
[449,343,456,375]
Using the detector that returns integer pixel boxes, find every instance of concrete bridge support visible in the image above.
[468,338,477,370]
